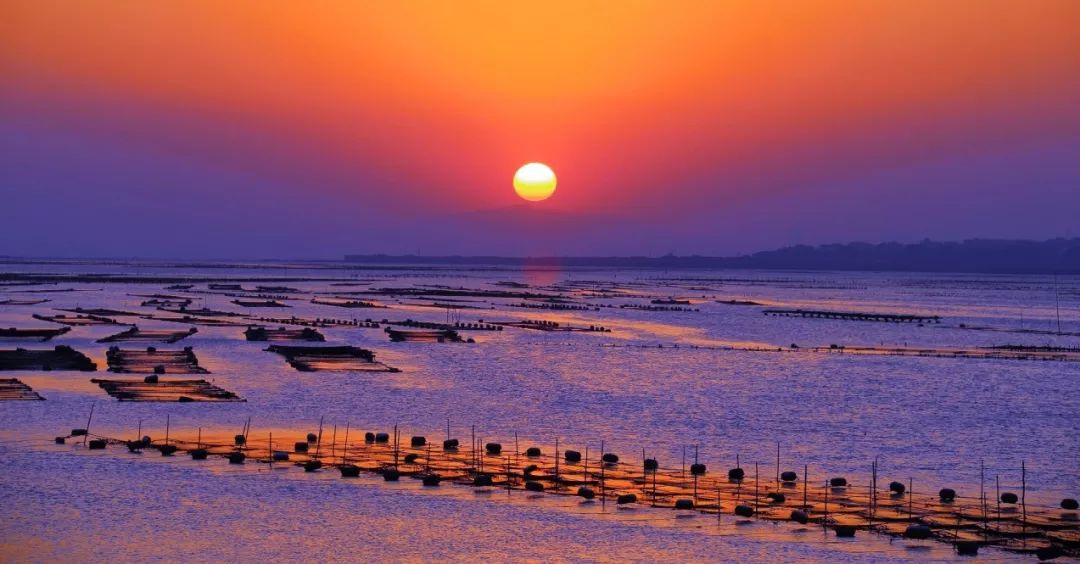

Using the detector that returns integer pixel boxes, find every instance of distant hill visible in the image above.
[345,238,1080,274]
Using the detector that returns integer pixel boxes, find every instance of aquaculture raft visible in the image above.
[385,328,464,343]
[70,426,1079,558]
[106,346,208,374]
[0,378,44,400]
[91,378,243,402]
[266,345,397,372]
[243,326,325,342]
[98,326,198,343]
[763,308,941,323]
[310,297,383,308]
[33,313,126,326]
[0,326,71,341]
[0,346,97,371]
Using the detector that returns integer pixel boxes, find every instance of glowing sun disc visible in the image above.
[513,163,557,202]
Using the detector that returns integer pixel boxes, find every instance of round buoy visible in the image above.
[645,459,659,471]
[767,492,786,503]
[306,433,317,443]
[790,509,808,524]
[674,499,694,510]
[228,451,245,464]
[411,436,426,447]
[830,477,847,487]
[375,433,390,443]
[422,474,441,487]
[1062,498,1079,510]
[690,463,707,476]
[404,453,419,464]
[473,474,493,487]
[443,439,459,450]
[889,481,906,495]
[364,432,375,443]
[835,525,856,537]
[734,504,754,517]
[71,429,88,436]
[272,451,289,461]
[303,460,322,472]
[294,441,309,453]
[617,493,637,505]
[1036,545,1064,561]
[602,453,619,464]
[126,441,142,453]
[159,444,178,456]
[523,464,539,476]
[88,439,106,450]
[486,443,502,455]
[564,450,582,463]
[1000,492,1018,504]
[190,448,208,460]
[939,488,956,502]
[956,541,979,556]
[383,468,400,481]
[577,486,596,499]
[525,447,542,457]
[781,471,797,482]
[728,468,745,481]
[54,437,66,444]
[339,464,360,477]
[525,481,544,492]
[904,524,932,539]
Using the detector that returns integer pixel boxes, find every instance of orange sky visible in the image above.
[2,1,1079,256]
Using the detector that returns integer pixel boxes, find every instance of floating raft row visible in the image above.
[57,307,138,317]
[508,302,598,311]
[140,314,251,327]
[620,304,699,312]
[0,346,97,371]
[489,320,610,333]
[385,319,502,332]
[0,326,71,341]
[266,345,398,372]
[157,306,245,317]
[0,378,44,400]
[231,299,290,308]
[244,326,325,342]
[106,346,208,374]
[73,428,1079,558]
[385,328,465,343]
[250,316,381,329]
[0,299,50,306]
[90,378,243,402]
[311,297,383,308]
[97,326,198,344]
[33,313,127,326]
[764,308,942,323]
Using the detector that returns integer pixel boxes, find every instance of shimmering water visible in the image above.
[1,261,1077,561]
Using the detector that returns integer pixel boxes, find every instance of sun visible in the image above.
[513,163,557,202]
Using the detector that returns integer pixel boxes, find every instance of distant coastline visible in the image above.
[346,238,1080,274]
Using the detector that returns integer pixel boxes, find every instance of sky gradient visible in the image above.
[2,0,1079,258]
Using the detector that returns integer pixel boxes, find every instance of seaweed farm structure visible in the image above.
[0,378,44,400]
[266,345,398,372]
[105,346,208,374]
[385,327,465,343]
[0,346,97,371]
[243,326,325,342]
[0,326,71,341]
[91,378,243,402]
[33,313,127,326]
[98,326,198,344]
[310,297,383,308]
[763,308,942,324]
[60,424,1079,559]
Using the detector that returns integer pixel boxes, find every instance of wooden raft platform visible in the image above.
[244,326,325,342]
[98,326,198,343]
[106,346,208,374]
[0,346,97,371]
[0,326,71,341]
[266,345,397,372]
[385,328,464,343]
[76,427,1079,558]
[0,378,44,400]
[91,378,243,402]
[33,313,127,326]
[764,308,942,323]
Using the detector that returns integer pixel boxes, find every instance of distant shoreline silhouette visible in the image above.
[346,238,1080,274]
